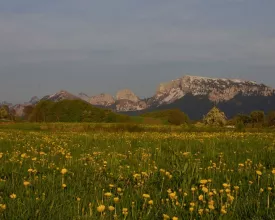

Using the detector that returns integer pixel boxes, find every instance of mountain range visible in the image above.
[2,75,275,120]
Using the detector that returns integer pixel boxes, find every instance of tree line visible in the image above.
[1,100,130,123]
[1,99,275,127]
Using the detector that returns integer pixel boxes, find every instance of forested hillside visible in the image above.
[28,100,130,123]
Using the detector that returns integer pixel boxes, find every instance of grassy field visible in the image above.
[0,123,275,219]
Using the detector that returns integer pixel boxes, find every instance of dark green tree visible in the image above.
[23,105,35,120]
[267,111,275,127]
[250,111,265,127]
[0,106,9,119]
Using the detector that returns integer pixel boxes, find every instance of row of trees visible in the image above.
[142,107,275,127]
[232,111,275,127]
[202,107,275,127]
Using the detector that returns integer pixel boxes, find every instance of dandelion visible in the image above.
[222,183,229,188]
[23,181,30,187]
[104,192,112,197]
[133,173,141,179]
[108,206,115,211]
[209,204,215,210]
[160,169,166,173]
[122,208,128,216]
[198,209,204,215]
[143,194,150,199]
[198,195,204,201]
[148,200,153,205]
[225,189,231,194]
[221,207,227,214]
[10,194,17,199]
[208,200,215,210]
[113,197,119,203]
[163,214,170,219]
[202,187,208,193]
[256,170,262,176]
[60,168,68,175]
[227,195,234,203]
[172,217,178,220]
[21,153,27,158]
[0,204,6,211]
[97,205,105,213]
[169,192,176,200]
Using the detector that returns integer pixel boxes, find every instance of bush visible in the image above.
[235,121,246,132]
[141,109,189,126]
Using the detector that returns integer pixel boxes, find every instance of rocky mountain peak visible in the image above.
[29,96,40,105]
[90,93,115,106]
[154,75,274,104]
[78,92,90,102]
[43,90,79,102]
[116,89,140,102]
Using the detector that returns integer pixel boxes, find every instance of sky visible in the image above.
[1,0,275,103]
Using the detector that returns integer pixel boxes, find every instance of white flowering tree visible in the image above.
[203,106,227,126]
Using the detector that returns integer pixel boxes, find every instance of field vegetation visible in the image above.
[0,124,274,219]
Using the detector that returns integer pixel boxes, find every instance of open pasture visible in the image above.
[0,126,275,219]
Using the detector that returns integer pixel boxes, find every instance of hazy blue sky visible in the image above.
[1,0,275,103]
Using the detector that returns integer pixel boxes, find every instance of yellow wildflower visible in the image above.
[113,197,119,203]
[256,170,262,176]
[97,205,105,213]
[104,192,112,197]
[60,168,68,175]
[202,187,208,193]
[108,206,115,211]
[23,181,30,187]
[10,194,17,199]
[198,195,204,201]
[143,194,150,199]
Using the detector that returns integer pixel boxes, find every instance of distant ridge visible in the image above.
[6,75,275,119]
